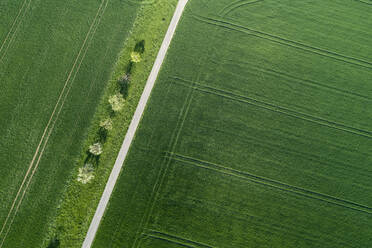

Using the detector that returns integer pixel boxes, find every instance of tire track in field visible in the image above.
[194,15,372,71]
[354,0,372,5]
[169,196,355,248]
[172,77,372,139]
[0,0,32,63]
[0,4,107,244]
[132,56,207,248]
[219,0,263,17]
[125,0,155,4]
[145,229,213,248]
[221,58,372,101]
[199,123,372,179]
[131,74,197,248]
[0,0,108,245]
[0,0,29,51]
[167,152,372,215]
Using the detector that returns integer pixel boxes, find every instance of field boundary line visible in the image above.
[144,229,213,248]
[81,1,189,247]
[0,0,32,63]
[194,15,372,71]
[172,76,372,139]
[219,0,263,16]
[0,0,108,245]
[167,152,372,215]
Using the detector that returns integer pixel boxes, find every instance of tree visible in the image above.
[100,118,113,131]
[118,73,131,84]
[108,93,125,112]
[118,73,131,96]
[77,163,95,184]
[89,142,103,156]
[130,51,141,63]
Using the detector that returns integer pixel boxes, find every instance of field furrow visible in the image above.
[144,230,213,248]
[173,77,372,139]
[219,0,263,17]
[195,15,372,71]
[167,152,372,214]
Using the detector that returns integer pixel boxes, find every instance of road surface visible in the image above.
[82,0,189,247]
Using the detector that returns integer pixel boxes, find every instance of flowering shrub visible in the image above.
[130,51,141,63]
[77,164,94,184]
[108,93,125,112]
[89,142,103,156]
[100,118,113,131]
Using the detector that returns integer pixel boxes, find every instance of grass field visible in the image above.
[0,0,143,247]
[92,0,372,247]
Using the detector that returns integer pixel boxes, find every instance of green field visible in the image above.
[92,0,372,247]
[0,0,143,246]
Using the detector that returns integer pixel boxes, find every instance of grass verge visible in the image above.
[44,0,178,247]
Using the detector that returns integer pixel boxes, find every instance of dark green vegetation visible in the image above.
[45,0,178,247]
[0,0,145,247]
[93,0,372,247]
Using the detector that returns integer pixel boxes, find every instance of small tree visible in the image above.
[109,93,125,112]
[89,142,103,156]
[100,118,113,131]
[118,73,131,85]
[130,51,141,63]
[118,73,131,96]
[77,163,94,184]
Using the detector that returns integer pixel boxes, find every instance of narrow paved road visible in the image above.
[82,0,189,247]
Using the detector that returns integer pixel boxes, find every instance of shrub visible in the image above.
[130,51,141,63]
[118,74,131,96]
[108,93,125,112]
[89,142,103,156]
[99,118,113,131]
[77,163,95,184]
[118,73,131,84]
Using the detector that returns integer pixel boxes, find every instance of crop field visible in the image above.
[0,0,144,247]
[92,0,372,247]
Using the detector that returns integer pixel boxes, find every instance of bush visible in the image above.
[89,142,103,156]
[108,93,125,112]
[118,73,131,84]
[77,164,95,184]
[118,74,131,96]
[130,51,141,63]
[99,118,113,131]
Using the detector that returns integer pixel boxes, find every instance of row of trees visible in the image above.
[77,41,145,184]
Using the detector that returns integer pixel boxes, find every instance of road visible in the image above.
[82,0,189,247]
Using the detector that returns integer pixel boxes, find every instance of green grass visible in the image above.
[44,0,178,247]
[0,0,143,246]
[92,0,372,247]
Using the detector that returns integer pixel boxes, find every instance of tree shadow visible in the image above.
[98,128,108,143]
[126,61,134,74]
[134,40,145,54]
[119,80,129,98]
[46,237,60,248]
